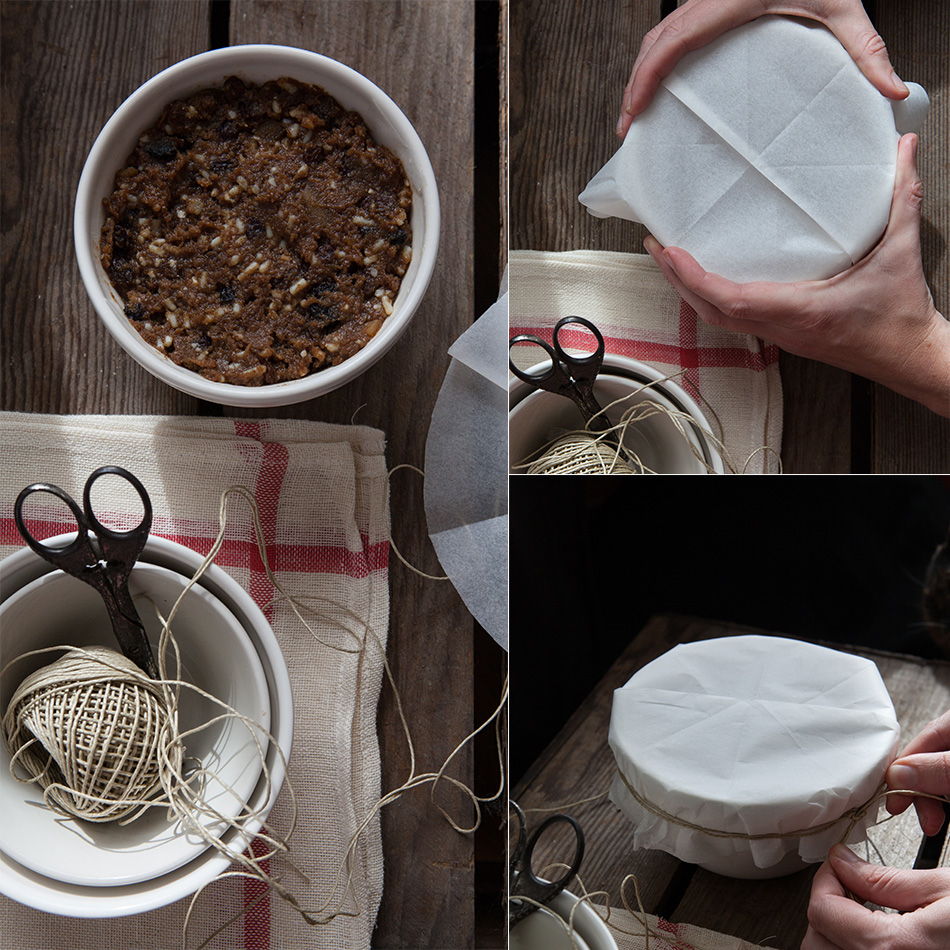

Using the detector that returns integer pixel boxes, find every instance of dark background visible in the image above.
[511,475,950,783]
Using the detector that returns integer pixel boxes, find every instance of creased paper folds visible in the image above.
[608,635,900,878]
[580,16,929,283]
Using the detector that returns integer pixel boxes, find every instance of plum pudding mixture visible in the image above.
[99,76,412,385]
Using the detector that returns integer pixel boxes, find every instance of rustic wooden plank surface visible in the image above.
[779,357,853,474]
[509,0,948,473]
[510,0,655,253]
[869,0,950,472]
[514,614,950,950]
[0,0,206,415]
[500,0,509,277]
[1,2,488,947]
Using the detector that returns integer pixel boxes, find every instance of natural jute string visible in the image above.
[4,646,174,822]
[513,373,782,475]
[619,771,887,843]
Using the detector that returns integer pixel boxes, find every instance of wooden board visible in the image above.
[514,614,950,950]
[0,0,206,416]
[1,2,490,947]
[870,0,950,472]
[510,0,657,253]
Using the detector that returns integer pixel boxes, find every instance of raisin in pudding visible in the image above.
[99,76,412,386]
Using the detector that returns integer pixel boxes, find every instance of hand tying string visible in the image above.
[804,710,950,950]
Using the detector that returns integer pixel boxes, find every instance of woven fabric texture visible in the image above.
[509,250,783,474]
[598,905,779,950]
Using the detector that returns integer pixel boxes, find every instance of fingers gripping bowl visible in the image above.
[75,45,439,407]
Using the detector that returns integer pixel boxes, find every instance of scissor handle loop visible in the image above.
[81,466,152,541]
[520,813,585,891]
[13,483,89,560]
[508,334,562,386]
[551,316,605,368]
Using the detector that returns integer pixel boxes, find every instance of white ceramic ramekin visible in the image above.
[509,354,724,474]
[75,45,440,407]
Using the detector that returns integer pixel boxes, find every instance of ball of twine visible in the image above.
[525,432,641,475]
[3,646,176,822]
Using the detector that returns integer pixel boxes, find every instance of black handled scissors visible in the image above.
[509,316,611,434]
[509,801,585,926]
[13,466,158,679]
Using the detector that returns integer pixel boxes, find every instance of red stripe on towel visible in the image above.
[509,324,778,373]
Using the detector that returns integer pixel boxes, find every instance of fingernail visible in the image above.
[831,844,859,864]
[889,763,917,789]
[892,70,909,96]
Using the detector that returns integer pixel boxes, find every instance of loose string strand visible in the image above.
[386,464,449,581]
[173,487,507,945]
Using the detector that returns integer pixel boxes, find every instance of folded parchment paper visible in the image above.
[580,15,929,283]
[609,635,900,878]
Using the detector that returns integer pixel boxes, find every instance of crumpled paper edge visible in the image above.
[424,285,509,650]
[607,636,900,872]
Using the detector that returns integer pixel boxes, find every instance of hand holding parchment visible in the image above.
[644,134,950,417]
[617,0,909,138]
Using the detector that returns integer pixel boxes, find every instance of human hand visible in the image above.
[887,710,950,837]
[643,134,950,417]
[802,845,950,950]
[618,0,909,138]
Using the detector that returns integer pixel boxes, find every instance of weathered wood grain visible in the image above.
[871,388,950,473]
[228,3,479,947]
[500,0,509,277]
[515,615,950,949]
[779,356,853,473]
[510,0,657,253]
[870,2,950,472]
[0,0,207,415]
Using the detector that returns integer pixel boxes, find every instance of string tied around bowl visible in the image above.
[513,782,950,950]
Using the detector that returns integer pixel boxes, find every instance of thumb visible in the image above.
[827,9,908,100]
[829,845,950,911]
[882,134,924,248]
[888,751,950,798]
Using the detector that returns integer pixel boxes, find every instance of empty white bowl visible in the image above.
[0,564,270,887]
[509,354,723,474]
[510,889,618,950]
[74,44,439,407]
[0,536,292,917]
